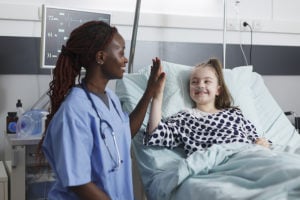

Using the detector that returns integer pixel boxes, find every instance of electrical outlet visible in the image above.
[226,19,240,31]
[240,20,251,31]
[252,20,262,31]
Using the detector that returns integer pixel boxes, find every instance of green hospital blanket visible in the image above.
[133,133,300,200]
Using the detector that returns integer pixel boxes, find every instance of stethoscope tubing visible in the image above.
[81,80,122,172]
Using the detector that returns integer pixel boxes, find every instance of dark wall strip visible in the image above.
[0,36,299,75]
[132,41,300,75]
[0,36,51,75]
[226,44,300,75]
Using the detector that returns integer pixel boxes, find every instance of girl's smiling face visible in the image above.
[189,66,220,109]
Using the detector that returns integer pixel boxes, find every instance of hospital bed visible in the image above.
[116,61,300,200]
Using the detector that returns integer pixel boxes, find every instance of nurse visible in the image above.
[39,21,166,199]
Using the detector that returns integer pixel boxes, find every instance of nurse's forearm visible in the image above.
[130,57,165,137]
[129,91,152,137]
[70,182,110,200]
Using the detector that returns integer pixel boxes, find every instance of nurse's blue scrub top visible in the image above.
[42,87,134,200]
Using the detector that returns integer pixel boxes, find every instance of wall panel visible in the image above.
[0,36,300,75]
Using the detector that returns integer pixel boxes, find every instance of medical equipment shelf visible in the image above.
[3,133,53,200]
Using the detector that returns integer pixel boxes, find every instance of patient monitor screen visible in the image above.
[41,5,110,68]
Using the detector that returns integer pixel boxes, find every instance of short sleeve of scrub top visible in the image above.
[43,92,96,187]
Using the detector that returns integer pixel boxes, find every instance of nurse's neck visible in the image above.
[84,65,109,95]
[84,73,108,95]
[85,80,106,95]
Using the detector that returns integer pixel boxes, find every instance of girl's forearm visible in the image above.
[148,94,163,133]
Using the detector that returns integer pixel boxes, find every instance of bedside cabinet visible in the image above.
[0,161,8,200]
[3,133,54,200]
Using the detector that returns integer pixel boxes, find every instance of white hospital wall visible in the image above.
[1,0,300,160]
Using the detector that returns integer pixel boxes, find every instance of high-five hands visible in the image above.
[146,57,166,99]
[129,57,166,136]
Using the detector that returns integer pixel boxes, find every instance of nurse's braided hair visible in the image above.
[37,21,117,160]
[194,58,234,109]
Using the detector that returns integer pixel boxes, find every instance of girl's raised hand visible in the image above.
[146,57,166,98]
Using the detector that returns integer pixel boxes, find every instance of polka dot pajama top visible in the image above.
[144,107,259,156]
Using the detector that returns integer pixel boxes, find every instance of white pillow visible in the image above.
[116,73,149,128]
[224,66,263,134]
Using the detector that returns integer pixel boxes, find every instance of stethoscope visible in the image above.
[81,80,122,172]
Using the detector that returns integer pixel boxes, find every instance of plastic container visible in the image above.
[16,99,25,117]
[16,110,48,138]
[6,112,18,133]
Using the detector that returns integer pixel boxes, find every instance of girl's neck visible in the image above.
[196,104,219,114]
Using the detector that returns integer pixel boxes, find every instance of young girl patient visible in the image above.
[144,58,270,156]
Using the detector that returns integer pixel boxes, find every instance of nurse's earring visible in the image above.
[97,60,104,65]
[96,51,105,66]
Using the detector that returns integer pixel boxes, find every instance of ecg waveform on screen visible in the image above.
[42,6,110,67]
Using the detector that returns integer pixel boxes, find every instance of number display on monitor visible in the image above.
[41,5,110,68]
